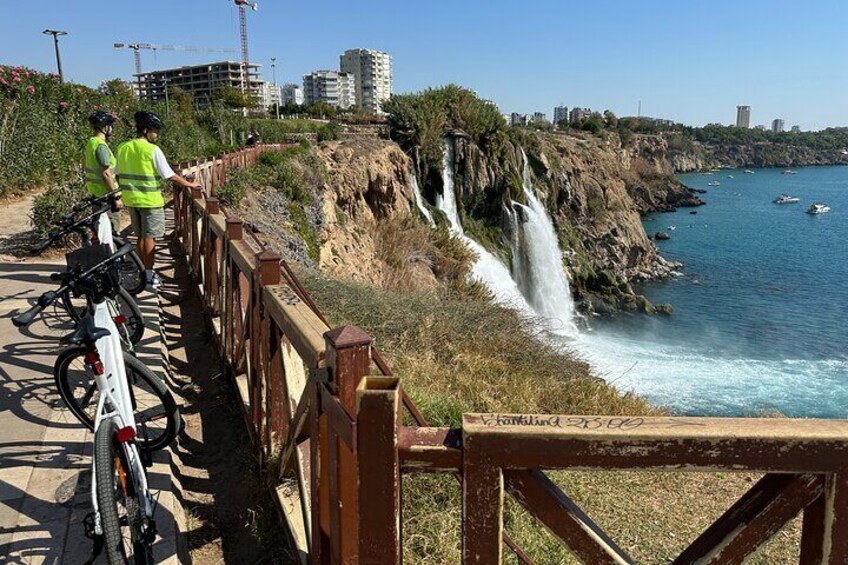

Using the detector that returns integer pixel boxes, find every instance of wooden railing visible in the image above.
[172,147,848,565]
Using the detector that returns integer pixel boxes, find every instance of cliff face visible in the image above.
[667,141,848,172]
[449,132,680,314]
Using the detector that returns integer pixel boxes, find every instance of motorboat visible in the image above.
[744,169,755,174]
[782,170,797,175]
[806,202,831,214]
[668,225,676,231]
[707,181,721,186]
[773,194,800,204]
[727,175,734,179]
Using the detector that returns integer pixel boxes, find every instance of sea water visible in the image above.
[576,166,848,417]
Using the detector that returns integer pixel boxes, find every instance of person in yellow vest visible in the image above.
[116,110,201,290]
[84,110,122,233]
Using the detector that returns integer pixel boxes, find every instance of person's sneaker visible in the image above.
[146,272,163,291]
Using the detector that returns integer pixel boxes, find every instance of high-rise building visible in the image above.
[771,119,785,133]
[553,106,569,125]
[570,107,592,124]
[339,48,392,114]
[791,125,801,133]
[135,60,262,109]
[736,105,751,128]
[510,112,527,126]
[281,83,304,106]
[302,70,355,109]
[532,112,548,124]
[259,82,282,108]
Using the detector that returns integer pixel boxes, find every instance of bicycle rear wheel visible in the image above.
[54,347,180,451]
[61,288,145,347]
[95,418,153,565]
[113,236,146,296]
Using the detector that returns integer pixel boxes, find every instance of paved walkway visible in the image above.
[0,201,181,564]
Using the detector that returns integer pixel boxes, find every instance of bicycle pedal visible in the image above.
[83,512,99,539]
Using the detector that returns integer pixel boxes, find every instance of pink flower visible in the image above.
[59,101,68,108]
[0,78,8,86]
[26,85,34,94]
[12,76,20,83]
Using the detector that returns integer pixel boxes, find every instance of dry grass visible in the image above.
[298,275,801,565]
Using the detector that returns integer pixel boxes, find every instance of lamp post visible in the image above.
[42,29,68,83]
[270,57,280,120]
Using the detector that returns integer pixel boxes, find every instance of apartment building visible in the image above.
[569,107,593,124]
[553,106,569,125]
[303,70,355,109]
[135,61,262,108]
[772,119,785,133]
[281,83,304,106]
[736,105,751,128]
[339,48,392,114]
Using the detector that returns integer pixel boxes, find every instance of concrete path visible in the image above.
[0,198,182,564]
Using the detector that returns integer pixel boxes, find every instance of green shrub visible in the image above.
[317,122,342,142]
[30,178,86,235]
[257,150,287,167]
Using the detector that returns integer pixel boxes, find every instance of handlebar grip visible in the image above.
[11,290,57,327]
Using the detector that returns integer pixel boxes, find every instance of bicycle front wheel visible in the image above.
[95,418,153,565]
[113,236,146,296]
[54,347,180,451]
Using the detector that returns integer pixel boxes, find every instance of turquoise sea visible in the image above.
[576,166,848,418]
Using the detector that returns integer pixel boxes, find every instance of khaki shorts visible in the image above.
[128,207,166,239]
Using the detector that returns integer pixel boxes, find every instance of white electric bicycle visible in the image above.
[14,244,171,564]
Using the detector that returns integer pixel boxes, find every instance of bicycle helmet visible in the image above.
[88,110,117,128]
[134,110,166,130]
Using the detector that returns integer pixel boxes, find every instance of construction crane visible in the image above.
[233,0,259,92]
[113,42,237,76]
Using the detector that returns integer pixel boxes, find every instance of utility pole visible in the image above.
[43,29,68,83]
[271,57,280,119]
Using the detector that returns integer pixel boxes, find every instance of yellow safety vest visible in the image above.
[83,137,117,197]
[116,138,164,208]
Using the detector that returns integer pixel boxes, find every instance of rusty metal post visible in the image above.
[823,472,848,563]
[325,326,372,564]
[356,377,401,564]
[462,433,504,565]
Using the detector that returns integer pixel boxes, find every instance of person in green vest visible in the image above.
[116,110,201,290]
[84,110,122,233]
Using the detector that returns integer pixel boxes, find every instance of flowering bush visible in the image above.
[0,64,329,205]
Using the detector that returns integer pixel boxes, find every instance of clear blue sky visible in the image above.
[2,0,847,130]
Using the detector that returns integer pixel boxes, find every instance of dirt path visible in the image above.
[159,237,291,564]
[0,192,42,258]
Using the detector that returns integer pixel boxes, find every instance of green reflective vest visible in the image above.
[83,137,117,197]
[116,138,164,208]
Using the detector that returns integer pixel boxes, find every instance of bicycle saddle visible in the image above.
[61,316,111,345]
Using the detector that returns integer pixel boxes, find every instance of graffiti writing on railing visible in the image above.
[269,286,303,306]
[477,414,707,430]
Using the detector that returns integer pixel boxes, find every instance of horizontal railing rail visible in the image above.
[172,146,848,565]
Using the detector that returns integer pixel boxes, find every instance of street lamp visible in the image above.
[270,57,280,120]
[42,29,68,83]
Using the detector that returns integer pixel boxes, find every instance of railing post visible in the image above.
[226,216,243,241]
[356,377,401,564]
[224,218,243,364]
[204,198,221,311]
[252,250,281,455]
[324,326,372,565]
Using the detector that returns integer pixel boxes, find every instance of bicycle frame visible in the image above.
[87,299,153,536]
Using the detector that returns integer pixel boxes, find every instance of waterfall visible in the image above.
[509,151,579,337]
[410,173,434,226]
[435,139,533,313]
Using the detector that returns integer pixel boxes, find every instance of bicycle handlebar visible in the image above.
[12,243,135,328]
[32,203,113,254]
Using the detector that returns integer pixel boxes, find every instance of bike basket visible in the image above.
[65,244,114,271]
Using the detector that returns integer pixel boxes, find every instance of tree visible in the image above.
[603,110,618,129]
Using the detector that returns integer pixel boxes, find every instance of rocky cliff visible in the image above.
[239,134,690,315]
[667,141,848,172]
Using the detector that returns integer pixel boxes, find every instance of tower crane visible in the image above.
[113,42,237,76]
[233,0,259,92]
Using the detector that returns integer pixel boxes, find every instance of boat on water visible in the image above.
[782,170,797,175]
[806,202,831,215]
[744,169,754,174]
[707,181,721,186]
[668,225,676,231]
[773,194,800,204]
[727,175,734,179]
